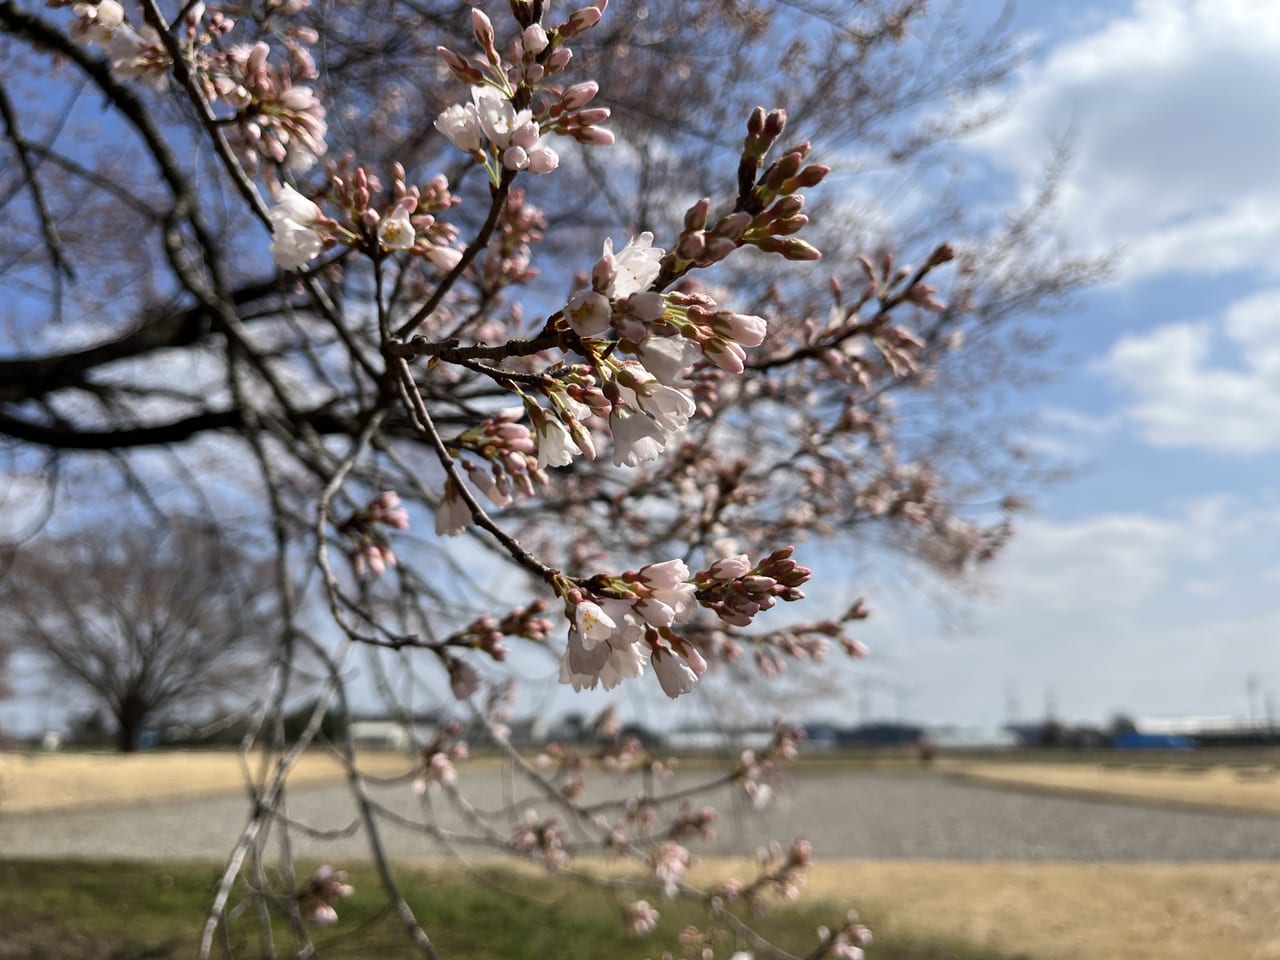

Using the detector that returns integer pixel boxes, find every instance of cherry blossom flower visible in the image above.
[596,640,649,689]
[301,865,354,926]
[637,336,701,384]
[434,102,484,153]
[610,409,666,467]
[524,142,560,173]
[652,648,699,699]
[269,184,324,270]
[567,289,613,336]
[534,412,581,469]
[378,205,416,250]
[434,481,471,537]
[630,376,696,435]
[574,600,616,647]
[472,86,536,151]
[624,900,659,936]
[638,558,689,589]
[654,841,691,897]
[601,232,663,299]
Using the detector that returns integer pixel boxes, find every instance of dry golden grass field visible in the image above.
[547,858,1280,960]
[0,748,415,813]
[798,860,1280,960]
[950,759,1280,815]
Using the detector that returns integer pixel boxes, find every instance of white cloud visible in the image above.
[985,512,1189,614]
[966,0,1280,281]
[855,493,1280,727]
[1099,288,1280,452]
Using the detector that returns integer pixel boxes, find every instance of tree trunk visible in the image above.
[115,695,147,753]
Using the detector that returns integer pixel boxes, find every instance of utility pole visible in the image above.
[1005,681,1020,726]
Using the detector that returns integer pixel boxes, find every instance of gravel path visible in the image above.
[3,769,1279,862]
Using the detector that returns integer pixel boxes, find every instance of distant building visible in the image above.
[665,727,773,752]
[924,726,1018,750]
[836,723,923,748]
[1133,715,1280,747]
[1113,731,1194,750]
[350,719,439,752]
[1133,715,1257,736]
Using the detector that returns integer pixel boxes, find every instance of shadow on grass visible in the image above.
[0,860,1019,960]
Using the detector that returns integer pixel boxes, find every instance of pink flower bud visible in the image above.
[527,145,560,174]
[523,23,550,55]
[562,81,599,110]
[572,126,615,146]
[568,6,602,33]
[684,198,711,232]
[572,107,612,126]
[471,9,495,48]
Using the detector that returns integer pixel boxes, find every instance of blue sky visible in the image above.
[844,0,1280,729]
[5,0,1279,737]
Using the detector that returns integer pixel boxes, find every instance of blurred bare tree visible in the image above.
[0,526,273,751]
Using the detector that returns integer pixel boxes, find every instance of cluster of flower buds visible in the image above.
[357,166,462,265]
[693,548,810,628]
[558,559,707,699]
[543,80,614,145]
[448,599,553,664]
[512,808,569,870]
[566,232,666,339]
[655,291,770,376]
[654,841,692,898]
[660,200,753,280]
[558,230,768,464]
[437,409,556,536]
[338,490,409,578]
[746,616,870,678]
[624,899,660,937]
[434,83,559,178]
[434,7,612,185]
[666,802,718,843]
[268,166,463,271]
[211,40,326,174]
[411,720,469,795]
[67,0,171,90]
[736,724,804,808]
[298,864,354,926]
[533,748,610,803]
[601,735,674,778]
[746,838,812,912]
[813,915,874,960]
[482,188,546,287]
[556,549,818,698]
[676,923,718,960]
[859,245,954,306]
